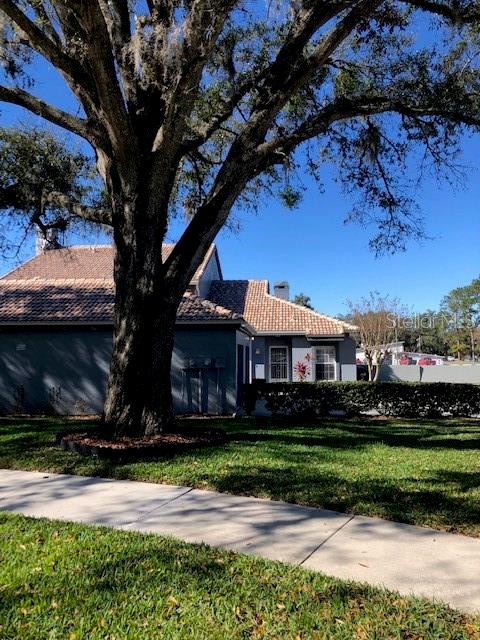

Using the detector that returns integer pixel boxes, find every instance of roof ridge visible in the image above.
[56,244,113,249]
[259,281,356,331]
[214,278,267,284]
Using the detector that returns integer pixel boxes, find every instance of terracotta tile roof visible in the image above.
[0,280,244,325]
[0,279,113,324]
[207,280,355,337]
[1,244,216,284]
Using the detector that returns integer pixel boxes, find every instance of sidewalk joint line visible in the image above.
[298,514,355,566]
[123,487,194,526]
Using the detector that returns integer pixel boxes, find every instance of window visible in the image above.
[314,346,337,381]
[269,346,289,382]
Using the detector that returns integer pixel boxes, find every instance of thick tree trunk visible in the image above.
[102,296,178,437]
[101,191,182,437]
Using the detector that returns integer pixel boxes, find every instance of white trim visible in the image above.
[313,345,338,381]
[268,345,290,382]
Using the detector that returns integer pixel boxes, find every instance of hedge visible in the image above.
[242,381,480,418]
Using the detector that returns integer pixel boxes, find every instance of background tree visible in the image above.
[0,126,107,256]
[292,293,314,310]
[396,309,448,355]
[441,277,480,361]
[1,1,480,435]
[348,292,405,381]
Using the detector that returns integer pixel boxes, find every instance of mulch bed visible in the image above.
[59,428,228,461]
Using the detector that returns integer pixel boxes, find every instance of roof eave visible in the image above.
[253,330,346,338]
[0,320,114,327]
[0,318,252,329]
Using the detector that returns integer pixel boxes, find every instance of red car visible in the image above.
[418,357,436,366]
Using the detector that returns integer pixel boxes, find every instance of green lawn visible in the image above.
[1,416,480,536]
[0,512,478,640]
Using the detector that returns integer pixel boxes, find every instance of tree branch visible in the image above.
[0,183,112,226]
[0,85,99,142]
[154,0,238,151]
[165,2,384,287]
[45,191,112,225]
[108,0,131,45]
[230,0,382,159]
[32,2,62,45]
[257,94,480,163]
[63,2,135,172]
[0,0,90,88]
[182,76,256,152]
[404,0,480,23]
[254,1,351,105]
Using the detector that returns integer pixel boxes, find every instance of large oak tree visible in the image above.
[1,0,480,435]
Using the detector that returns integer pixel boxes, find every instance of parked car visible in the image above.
[418,357,436,366]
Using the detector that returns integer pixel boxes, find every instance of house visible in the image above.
[356,342,447,366]
[0,244,356,415]
[356,342,406,366]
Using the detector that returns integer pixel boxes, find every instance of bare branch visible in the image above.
[166,2,385,285]
[254,1,351,104]
[58,2,135,171]
[0,85,98,142]
[107,0,131,45]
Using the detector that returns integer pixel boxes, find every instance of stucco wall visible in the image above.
[292,336,314,382]
[380,364,480,384]
[197,251,222,298]
[253,335,357,382]
[0,328,111,415]
[0,325,238,415]
[252,337,266,380]
[338,336,356,365]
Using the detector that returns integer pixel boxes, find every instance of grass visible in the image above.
[1,416,480,536]
[1,512,479,640]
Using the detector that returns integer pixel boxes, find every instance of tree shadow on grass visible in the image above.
[232,423,480,451]
[210,465,480,535]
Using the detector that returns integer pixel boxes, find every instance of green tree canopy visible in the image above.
[293,293,314,310]
[0,126,107,257]
[442,276,480,360]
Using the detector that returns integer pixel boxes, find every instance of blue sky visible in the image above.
[1,50,479,317]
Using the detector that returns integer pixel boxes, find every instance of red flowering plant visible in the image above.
[294,354,311,382]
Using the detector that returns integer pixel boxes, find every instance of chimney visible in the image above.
[35,227,61,255]
[274,281,289,301]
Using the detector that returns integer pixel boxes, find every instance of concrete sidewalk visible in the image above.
[1,468,479,613]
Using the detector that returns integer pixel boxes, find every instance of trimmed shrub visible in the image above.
[242,381,480,418]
